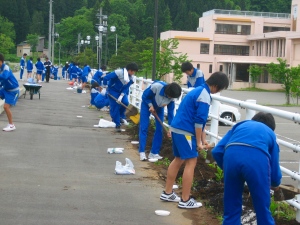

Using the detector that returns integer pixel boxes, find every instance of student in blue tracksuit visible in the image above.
[103,62,138,132]
[160,72,229,209]
[70,62,80,82]
[19,53,27,80]
[0,53,19,131]
[91,65,106,86]
[35,58,45,83]
[51,65,58,80]
[181,62,205,88]
[94,90,109,110]
[67,62,74,80]
[26,57,33,79]
[181,62,208,144]
[139,81,182,161]
[79,64,91,89]
[90,82,100,106]
[212,112,282,225]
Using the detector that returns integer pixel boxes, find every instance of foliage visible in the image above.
[0,34,15,55]
[270,197,296,221]
[266,58,300,104]
[208,163,224,182]
[74,48,97,67]
[0,16,16,42]
[154,157,171,167]
[141,38,189,83]
[26,34,39,56]
[248,64,264,88]
[290,77,300,105]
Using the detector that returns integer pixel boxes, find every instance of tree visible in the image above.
[29,11,45,35]
[17,0,31,44]
[290,67,300,105]
[248,64,264,88]
[266,58,300,104]
[0,34,15,55]
[141,38,189,83]
[26,34,39,58]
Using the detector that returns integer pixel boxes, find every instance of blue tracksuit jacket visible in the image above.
[27,60,33,72]
[91,70,103,85]
[0,63,19,91]
[103,69,134,127]
[187,68,205,88]
[212,120,282,225]
[139,81,176,154]
[171,83,211,135]
[35,61,45,75]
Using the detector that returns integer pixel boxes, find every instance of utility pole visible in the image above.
[78,33,81,54]
[51,14,55,63]
[99,8,103,69]
[152,0,158,81]
[48,0,52,60]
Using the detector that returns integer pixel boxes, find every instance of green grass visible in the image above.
[238,87,285,92]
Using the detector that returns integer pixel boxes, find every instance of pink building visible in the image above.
[161,0,300,90]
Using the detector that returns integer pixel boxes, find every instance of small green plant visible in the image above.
[208,163,224,182]
[270,196,296,221]
[177,176,183,186]
[154,157,171,167]
[199,149,207,159]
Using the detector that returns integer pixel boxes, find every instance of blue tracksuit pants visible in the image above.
[138,102,164,154]
[223,146,275,225]
[20,69,24,79]
[108,93,128,127]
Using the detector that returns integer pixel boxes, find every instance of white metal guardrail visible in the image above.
[129,77,300,221]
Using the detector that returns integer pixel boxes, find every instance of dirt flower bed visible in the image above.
[125,123,299,225]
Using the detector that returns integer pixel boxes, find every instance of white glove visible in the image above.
[100,88,106,96]
[117,94,124,104]
[21,66,24,70]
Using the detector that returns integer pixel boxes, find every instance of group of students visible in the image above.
[20,53,59,83]
[97,61,281,224]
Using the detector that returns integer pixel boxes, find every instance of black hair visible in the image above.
[164,82,182,98]
[100,65,107,71]
[181,62,193,72]
[0,53,4,62]
[23,53,27,56]
[206,72,229,92]
[30,57,33,60]
[37,57,40,61]
[91,82,100,89]
[126,62,138,72]
[252,112,276,131]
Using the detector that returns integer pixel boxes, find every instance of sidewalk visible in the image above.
[0,78,206,225]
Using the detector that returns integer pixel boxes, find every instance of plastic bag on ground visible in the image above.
[98,119,116,128]
[107,148,124,154]
[115,158,135,175]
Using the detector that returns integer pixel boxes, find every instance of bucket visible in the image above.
[77,88,82,93]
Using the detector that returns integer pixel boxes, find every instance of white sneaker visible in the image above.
[140,152,147,161]
[178,197,202,209]
[3,124,16,132]
[148,153,163,160]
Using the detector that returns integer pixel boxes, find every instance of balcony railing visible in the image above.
[203,9,291,19]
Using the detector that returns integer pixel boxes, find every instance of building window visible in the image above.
[200,43,209,54]
[197,64,200,69]
[209,64,212,73]
[214,44,250,56]
[263,26,290,33]
[219,65,223,72]
[215,24,251,35]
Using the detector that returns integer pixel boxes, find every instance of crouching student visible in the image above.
[212,112,282,225]
[139,82,182,161]
[90,82,101,107]
[160,72,229,209]
[94,89,109,111]
[103,62,138,132]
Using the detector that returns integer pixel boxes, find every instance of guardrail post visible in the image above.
[297,194,300,222]
[210,93,220,145]
[245,99,256,119]
[131,78,137,107]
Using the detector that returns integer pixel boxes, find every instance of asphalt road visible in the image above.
[0,78,198,225]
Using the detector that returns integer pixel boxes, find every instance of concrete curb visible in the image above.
[0,86,25,114]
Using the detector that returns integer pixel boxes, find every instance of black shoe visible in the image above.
[115,126,121,132]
